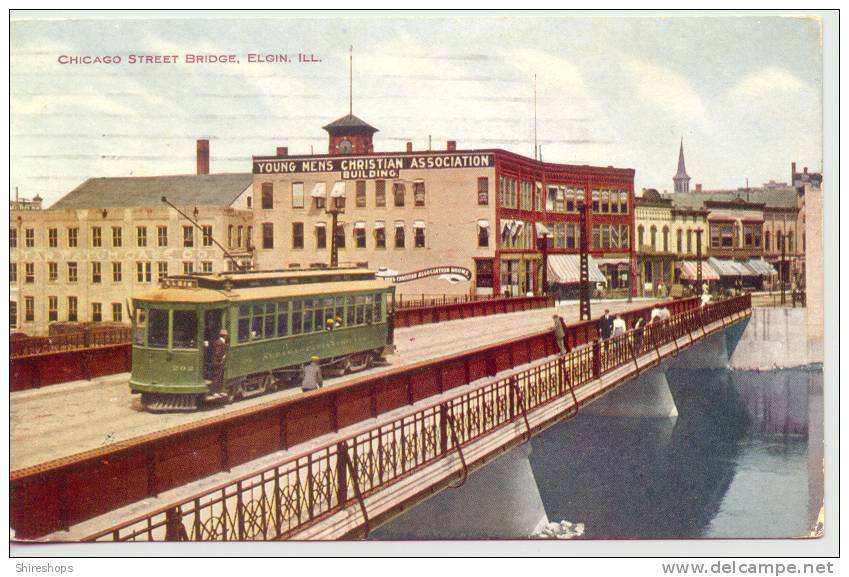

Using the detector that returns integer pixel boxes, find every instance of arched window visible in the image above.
[765,230,771,252]
[638,225,645,248]
[787,231,794,252]
[662,226,669,252]
[686,229,693,253]
[676,229,683,253]
[650,225,657,250]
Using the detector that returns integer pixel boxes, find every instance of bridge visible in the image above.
[37,294,752,542]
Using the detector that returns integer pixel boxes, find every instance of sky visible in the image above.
[10,13,823,206]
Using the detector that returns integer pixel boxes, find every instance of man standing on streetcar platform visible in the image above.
[210,329,229,396]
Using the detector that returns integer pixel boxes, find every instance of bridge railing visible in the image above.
[84,294,750,542]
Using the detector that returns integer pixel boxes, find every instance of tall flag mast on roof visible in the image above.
[349,45,353,116]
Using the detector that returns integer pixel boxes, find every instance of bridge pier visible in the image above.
[370,443,548,539]
[582,365,678,419]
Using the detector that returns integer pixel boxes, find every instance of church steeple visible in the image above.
[673,137,691,193]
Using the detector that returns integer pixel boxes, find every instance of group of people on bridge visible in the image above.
[552,302,675,356]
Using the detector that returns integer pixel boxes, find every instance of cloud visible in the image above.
[622,58,707,122]
[728,67,809,100]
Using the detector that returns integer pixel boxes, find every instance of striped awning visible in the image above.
[708,257,755,277]
[678,260,720,281]
[745,258,777,276]
[547,254,606,284]
[594,257,630,267]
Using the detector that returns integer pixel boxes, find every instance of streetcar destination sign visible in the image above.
[253,153,494,179]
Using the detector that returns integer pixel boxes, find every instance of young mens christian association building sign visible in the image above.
[254,153,495,180]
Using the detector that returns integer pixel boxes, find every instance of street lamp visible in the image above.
[578,200,591,321]
[327,196,344,268]
[535,223,550,297]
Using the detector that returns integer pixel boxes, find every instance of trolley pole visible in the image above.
[578,201,591,321]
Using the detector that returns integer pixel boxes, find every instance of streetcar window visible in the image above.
[238,318,251,342]
[134,308,147,345]
[365,295,374,324]
[313,309,323,332]
[292,300,302,334]
[345,296,355,326]
[239,305,250,317]
[264,314,275,338]
[373,293,383,322]
[265,303,276,314]
[355,296,365,325]
[303,306,313,332]
[147,309,169,348]
[277,310,289,336]
[172,310,198,349]
[251,315,263,339]
[253,304,263,316]
[324,308,335,329]
[335,297,345,326]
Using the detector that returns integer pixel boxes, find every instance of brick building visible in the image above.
[251,113,635,298]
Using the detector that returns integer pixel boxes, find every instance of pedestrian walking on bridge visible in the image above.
[553,314,568,354]
[301,355,324,392]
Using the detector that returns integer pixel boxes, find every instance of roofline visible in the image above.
[252,148,636,177]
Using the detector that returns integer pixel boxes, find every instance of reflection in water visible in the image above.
[529,368,822,539]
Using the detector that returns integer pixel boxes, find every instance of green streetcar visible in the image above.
[129,267,395,412]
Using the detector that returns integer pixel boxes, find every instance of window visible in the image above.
[478,221,490,247]
[92,262,102,284]
[534,182,543,212]
[743,223,762,248]
[48,296,58,322]
[592,190,600,213]
[375,180,386,207]
[499,177,517,208]
[619,191,629,214]
[137,226,147,247]
[247,196,252,208]
[136,261,152,283]
[292,222,304,249]
[48,227,58,247]
[183,226,194,248]
[677,229,683,253]
[315,224,327,249]
[147,308,168,348]
[25,296,34,322]
[414,221,426,248]
[354,223,366,248]
[182,261,194,275]
[313,183,327,209]
[237,226,243,248]
[91,302,102,322]
[246,226,253,249]
[292,182,304,208]
[787,231,794,252]
[10,228,17,248]
[92,226,102,247]
[591,224,629,249]
[25,228,34,247]
[157,225,168,247]
[171,310,198,348]
[765,230,771,252]
[228,225,234,248]
[520,182,533,210]
[10,301,16,328]
[638,225,645,248]
[10,262,17,283]
[68,296,78,322]
[500,219,533,249]
[261,182,274,209]
[48,262,58,281]
[68,262,78,283]
[112,262,122,282]
[395,222,405,248]
[356,180,367,207]
[393,182,406,207]
[710,223,734,249]
[68,227,79,247]
[334,224,346,249]
[601,190,609,213]
[201,261,212,273]
[158,261,168,280]
[413,181,426,207]
[262,223,274,249]
[112,302,123,322]
[662,226,669,252]
[687,229,693,253]
[375,223,386,249]
[202,225,213,247]
[111,226,122,247]
[475,258,494,288]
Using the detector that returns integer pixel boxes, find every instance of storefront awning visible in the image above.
[744,258,777,276]
[310,183,326,198]
[535,222,551,237]
[678,260,720,281]
[594,257,630,267]
[413,220,426,229]
[547,254,606,284]
[708,257,755,277]
[330,182,346,198]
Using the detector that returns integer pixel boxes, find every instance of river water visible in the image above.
[529,367,823,539]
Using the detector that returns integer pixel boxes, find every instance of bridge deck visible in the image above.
[75,295,750,542]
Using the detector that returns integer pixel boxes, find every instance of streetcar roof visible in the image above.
[133,278,393,305]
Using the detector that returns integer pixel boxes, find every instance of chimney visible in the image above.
[792,161,797,177]
[804,166,808,174]
[196,139,209,175]
[276,147,288,157]
[406,142,413,153]
[447,140,457,151]
[695,183,702,192]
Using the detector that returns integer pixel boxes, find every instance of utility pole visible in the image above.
[780,234,786,305]
[696,228,703,287]
[349,45,353,116]
[578,201,591,321]
[533,73,538,160]
[327,197,344,268]
[538,231,549,296]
